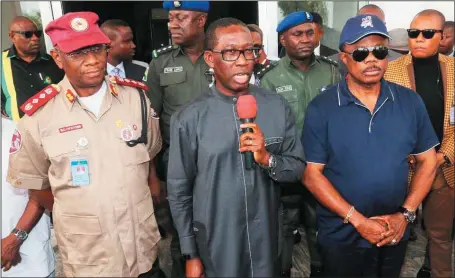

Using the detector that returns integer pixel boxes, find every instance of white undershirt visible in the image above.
[78,81,107,118]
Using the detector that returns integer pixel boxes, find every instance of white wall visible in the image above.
[368,1,454,30]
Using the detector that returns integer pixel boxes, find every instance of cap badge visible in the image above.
[70,17,89,32]
[306,12,311,19]
[174,1,181,8]
[361,16,374,28]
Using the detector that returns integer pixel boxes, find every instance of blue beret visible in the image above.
[163,1,209,13]
[339,14,391,50]
[276,11,313,33]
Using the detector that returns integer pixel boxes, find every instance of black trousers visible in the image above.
[319,241,408,277]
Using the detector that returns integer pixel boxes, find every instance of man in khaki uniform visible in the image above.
[7,12,163,277]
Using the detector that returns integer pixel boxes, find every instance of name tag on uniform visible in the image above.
[450,106,454,125]
[164,66,183,73]
[276,85,293,93]
[70,157,90,186]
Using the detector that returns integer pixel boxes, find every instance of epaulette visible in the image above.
[317,55,338,67]
[152,45,178,59]
[109,76,149,92]
[255,60,278,80]
[20,84,60,116]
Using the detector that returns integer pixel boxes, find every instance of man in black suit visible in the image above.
[101,19,147,81]
[310,12,339,57]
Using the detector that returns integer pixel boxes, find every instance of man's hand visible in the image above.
[436,152,446,167]
[239,122,270,166]
[350,213,390,245]
[149,178,162,204]
[1,234,22,272]
[371,213,407,247]
[186,258,204,278]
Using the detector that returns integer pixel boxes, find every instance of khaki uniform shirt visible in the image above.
[7,76,162,277]
[260,55,340,137]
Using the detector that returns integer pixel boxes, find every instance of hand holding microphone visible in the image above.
[237,95,270,169]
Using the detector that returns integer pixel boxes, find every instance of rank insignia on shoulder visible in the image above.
[111,76,149,92]
[152,45,177,59]
[20,84,60,116]
[317,55,339,67]
[255,61,277,80]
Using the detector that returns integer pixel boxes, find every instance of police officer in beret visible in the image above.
[259,11,340,277]
[145,1,211,277]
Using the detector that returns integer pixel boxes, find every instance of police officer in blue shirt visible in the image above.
[301,14,439,277]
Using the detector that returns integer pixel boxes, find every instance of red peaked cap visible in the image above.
[236,95,257,119]
[45,12,110,53]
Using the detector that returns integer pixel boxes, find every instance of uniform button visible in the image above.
[29,73,31,76]
[233,97,237,102]
[30,85,33,87]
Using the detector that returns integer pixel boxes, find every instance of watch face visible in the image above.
[15,230,27,240]
[405,211,416,223]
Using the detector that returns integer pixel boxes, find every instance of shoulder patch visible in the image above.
[317,55,338,67]
[152,45,178,59]
[110,76,149,92]
[20,84,60,116]
[255,61,278,80]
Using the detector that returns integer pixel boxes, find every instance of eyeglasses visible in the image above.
[210,48,258,61]
[60,44,109,61]
[407,29,443,39]
[344,46,389,62]
[11,30,42,39]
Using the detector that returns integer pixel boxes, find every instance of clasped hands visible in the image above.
[354,212,408,247]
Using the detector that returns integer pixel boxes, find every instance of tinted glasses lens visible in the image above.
[23,31,42,39]
[372,46,388,60]
[351,48,369,62]
[407,29,420,39]
[421,30,436,39]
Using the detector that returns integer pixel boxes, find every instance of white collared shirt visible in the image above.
[2,118,55,277]
[107,62,126,78]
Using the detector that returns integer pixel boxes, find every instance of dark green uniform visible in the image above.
[260,54,340,136]
[145,45,210,278]
[259,54,340,276]
[146,45,211,161]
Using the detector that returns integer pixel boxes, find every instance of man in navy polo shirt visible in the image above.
[301,14,439,277]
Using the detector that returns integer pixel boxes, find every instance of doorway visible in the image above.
[62,1,258,63]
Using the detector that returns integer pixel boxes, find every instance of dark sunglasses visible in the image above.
[344,46,389,62]
[407,29,442,39]
[11,30,42,39]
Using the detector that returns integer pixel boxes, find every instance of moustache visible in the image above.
[362,66,382,73]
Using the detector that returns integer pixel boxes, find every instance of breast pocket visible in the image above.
[159,71,189,106]
[41,131,90,186]
[278,90,299,115]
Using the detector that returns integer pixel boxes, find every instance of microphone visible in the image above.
[236,95,257,170]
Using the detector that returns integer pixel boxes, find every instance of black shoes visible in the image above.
[416,266,431,277]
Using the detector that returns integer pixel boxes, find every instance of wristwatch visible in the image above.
[12,228,28,242]
[398,207,416,224]
[267,154,277,170]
